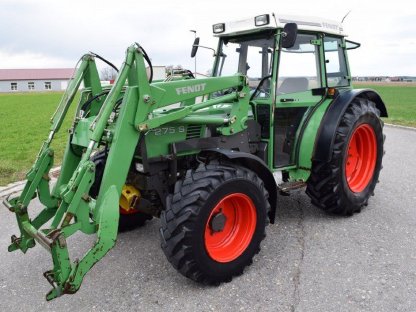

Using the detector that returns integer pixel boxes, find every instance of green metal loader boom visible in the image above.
[3,43,251,300]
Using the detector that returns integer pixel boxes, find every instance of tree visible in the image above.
[100,67,117,81]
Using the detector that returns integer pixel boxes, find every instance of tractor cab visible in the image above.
[209,13,350,91]
[193,14,359,169]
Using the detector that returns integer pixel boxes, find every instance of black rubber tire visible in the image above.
[306,98,384,215]
[89,150,152,232]
[160,162,270,285]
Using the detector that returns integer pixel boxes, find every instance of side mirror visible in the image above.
[191,37,200,58]
[281,23,298,49]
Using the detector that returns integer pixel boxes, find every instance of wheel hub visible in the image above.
[209,211,227,233]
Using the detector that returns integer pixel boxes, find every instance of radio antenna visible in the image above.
[341,10,351,23]
[272,12,278,27]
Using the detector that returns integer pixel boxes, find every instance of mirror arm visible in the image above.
[193,45,217,56]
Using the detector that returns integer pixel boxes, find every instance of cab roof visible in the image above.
[213,14,346,37]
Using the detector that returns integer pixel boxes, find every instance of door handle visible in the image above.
[280,98,295,103]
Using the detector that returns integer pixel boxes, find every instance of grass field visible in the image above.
[0,92,76,185]
[354,82,416,127]
[0,83,415,186]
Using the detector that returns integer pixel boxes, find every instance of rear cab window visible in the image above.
[324,36,349,87]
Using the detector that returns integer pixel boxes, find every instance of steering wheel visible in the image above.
[250,75,272,100]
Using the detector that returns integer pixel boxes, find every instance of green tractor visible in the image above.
[3,13,386,300]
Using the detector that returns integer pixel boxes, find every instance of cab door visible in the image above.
[273,33,324,168]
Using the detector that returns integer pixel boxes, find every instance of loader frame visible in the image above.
[3,44,252,300]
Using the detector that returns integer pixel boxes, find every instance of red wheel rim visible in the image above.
[204,193,257,263]
[345,124,377,193]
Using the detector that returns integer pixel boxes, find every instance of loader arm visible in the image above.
[3,43,251,300]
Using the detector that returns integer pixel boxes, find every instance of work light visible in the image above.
[255,14,270,26]
[213,23,225,33]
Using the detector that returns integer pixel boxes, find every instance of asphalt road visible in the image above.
[0,125,415,312]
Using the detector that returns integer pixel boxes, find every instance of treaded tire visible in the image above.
[160,162,270,285]
[306,97,384,215]
[90,150,152,232]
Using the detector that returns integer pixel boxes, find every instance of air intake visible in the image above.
[186,125,202,139]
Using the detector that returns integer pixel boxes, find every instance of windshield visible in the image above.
[215,33,275,99]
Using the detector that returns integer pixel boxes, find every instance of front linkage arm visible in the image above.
[3,43,251,301]
[2,52,107,299]
[2,54,93,253]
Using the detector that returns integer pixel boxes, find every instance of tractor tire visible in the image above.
[160,162,270,285]
[306,97,384,215]
[90,150,152,232]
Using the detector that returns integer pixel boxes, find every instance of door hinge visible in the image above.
[310,39,322,46]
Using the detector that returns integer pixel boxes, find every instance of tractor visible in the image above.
[3,13,386,300]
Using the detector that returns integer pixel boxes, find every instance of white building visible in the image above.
[0,68,74,93]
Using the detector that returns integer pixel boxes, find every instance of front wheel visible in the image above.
[306,98,385,215]
[160,163,270,284]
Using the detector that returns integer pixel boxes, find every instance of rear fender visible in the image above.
[313,89,387,162]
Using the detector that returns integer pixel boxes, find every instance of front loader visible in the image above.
[3,13,387,300]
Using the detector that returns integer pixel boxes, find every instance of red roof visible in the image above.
[0,68,75,81]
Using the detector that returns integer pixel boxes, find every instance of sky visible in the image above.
[0,0,415,76]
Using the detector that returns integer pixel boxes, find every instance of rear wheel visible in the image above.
[160,163,270,284]
[306,98,384,215]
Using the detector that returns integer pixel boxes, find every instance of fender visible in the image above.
[205,149,278,224]
[313,89,387,162]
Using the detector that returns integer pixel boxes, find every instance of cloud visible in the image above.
[0,50,73,68]
[0,0,415,75]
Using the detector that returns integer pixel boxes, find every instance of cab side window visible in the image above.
[324,36,349,87]
[277,34,321,94]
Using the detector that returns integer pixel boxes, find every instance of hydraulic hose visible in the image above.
[89,52,119,73]
[135,43,153,83]
[80,90,111,113]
